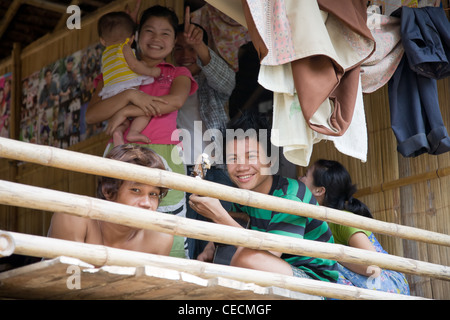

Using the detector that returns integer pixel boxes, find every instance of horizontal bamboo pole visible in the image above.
[0,180,449,281]
[1,231,426,300]
[0,137,449,247]
[356,166,450,197]
[0,231,15,257]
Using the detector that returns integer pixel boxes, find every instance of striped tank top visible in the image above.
[101,38,140,87]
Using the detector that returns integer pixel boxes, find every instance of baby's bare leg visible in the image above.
[126,115,151,143]
[112,119,130,146]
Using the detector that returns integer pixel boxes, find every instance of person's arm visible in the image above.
[190,194,294,274]
[47,212,89,242]
[86,74,191,125]
[340,232,382,277]
[188,194,242,229]
[161,74,193,112]
[115,73,192,119]
[86,79,165,124]
[103,74,192,135]
[184,6,235,96]
[200,48,236,97]
[122,43,161,78]
[189,195,283,256]
[184,6,210,61]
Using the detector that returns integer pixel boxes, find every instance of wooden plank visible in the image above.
[0,0,22,41]
[0,258,320,300]
[1,232,429,300]
[0,256,94,299]
[22,0,68,13]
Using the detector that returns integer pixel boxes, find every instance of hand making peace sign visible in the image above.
[183,6,204,47]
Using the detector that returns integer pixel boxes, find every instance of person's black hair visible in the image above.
[226,109,271,140]
[312,159,373,218]
[98,11,136,39]
[222,109,273,161]
[176,23,208,45]
[138,5,178,37]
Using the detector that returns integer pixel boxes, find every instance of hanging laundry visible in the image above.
[400,6,450,79]
[193,3,251,72]
[361,6,404,93]
[203,0,374,166]
[245,0,375,137]
[272,75,367,167]
[317,78,368,163]
[388,6,450,157]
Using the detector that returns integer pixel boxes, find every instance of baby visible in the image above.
[97,11,161,145]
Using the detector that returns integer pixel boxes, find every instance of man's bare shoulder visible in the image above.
[141,229,174,255]
[48,212,96,243]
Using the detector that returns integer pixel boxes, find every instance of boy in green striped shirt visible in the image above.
[189,112,338,282]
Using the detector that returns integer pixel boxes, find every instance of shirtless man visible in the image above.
[47,144,173,255]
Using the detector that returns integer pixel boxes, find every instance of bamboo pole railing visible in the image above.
[0,230,427,300]
[0,231,15,257]
[0,179,449,282]
[355,166,450,197]
[1,137,449,247]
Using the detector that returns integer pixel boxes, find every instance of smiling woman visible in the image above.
[137,6,179,64]
[85,5,199,258]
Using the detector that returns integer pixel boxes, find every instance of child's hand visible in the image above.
[152,67,161,78]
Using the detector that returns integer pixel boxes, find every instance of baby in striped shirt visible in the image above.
[97,11,161,145]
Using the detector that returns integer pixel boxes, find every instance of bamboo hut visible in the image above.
[0,0,449,300]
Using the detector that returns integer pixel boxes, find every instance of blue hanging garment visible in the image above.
[388,6,450,157]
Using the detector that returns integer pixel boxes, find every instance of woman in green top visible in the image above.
[300,159,410,295]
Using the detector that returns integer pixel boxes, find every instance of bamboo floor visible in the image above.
[0,256,320,300]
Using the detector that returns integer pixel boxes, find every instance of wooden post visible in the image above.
[6,43,22,232]
[11,42,21,141]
